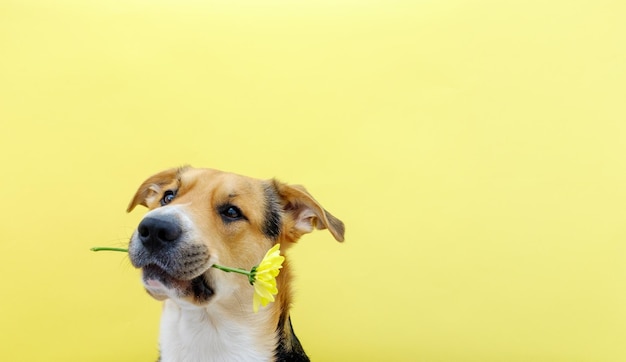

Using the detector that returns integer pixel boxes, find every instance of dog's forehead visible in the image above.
[179,168,268,223]
[180,168,262,196]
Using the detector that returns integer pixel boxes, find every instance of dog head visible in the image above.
[126,167,344,309]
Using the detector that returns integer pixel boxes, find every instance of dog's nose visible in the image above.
[137,216,183,250]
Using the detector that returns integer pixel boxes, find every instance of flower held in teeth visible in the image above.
[91,243,286,313]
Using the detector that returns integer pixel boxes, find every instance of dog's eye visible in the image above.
[161,190,176,206]
[219,205,245,221]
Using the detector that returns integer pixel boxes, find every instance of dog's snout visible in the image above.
[137,216,183,250]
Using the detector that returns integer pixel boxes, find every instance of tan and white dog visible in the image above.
[127,167,345,362]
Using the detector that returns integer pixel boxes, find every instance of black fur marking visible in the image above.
[263,183,282,240]
[189,275,214,302]
[275,314,309,362]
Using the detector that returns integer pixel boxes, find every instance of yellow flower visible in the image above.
[251,243,285,313]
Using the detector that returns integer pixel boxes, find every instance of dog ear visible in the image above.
[272,180,345,242]
[127,168,182,212]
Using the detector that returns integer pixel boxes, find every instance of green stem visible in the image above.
[211,264,252,277]
[90,246,256,283]
[90,247,129,252]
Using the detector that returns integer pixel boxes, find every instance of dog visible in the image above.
[126,166,345,361]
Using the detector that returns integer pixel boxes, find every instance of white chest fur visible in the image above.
[158,300,275,362]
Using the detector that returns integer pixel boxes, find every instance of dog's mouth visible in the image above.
[141,264,214,303]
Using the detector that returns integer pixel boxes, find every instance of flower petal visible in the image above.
[253,292,261,313]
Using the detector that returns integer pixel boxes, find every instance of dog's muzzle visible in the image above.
[128,211,214,302]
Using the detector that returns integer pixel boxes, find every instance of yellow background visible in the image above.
[1,0,625,361]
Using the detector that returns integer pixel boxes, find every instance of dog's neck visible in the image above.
[158,299,276,362]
